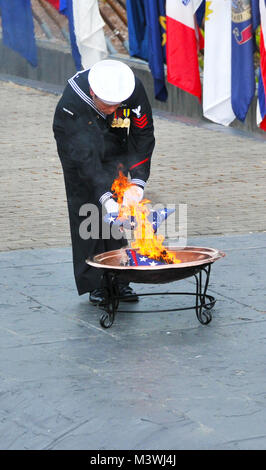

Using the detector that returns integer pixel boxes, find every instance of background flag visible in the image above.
[203,0,235,126]
[251,0,261,30]
[72,0,107,69]
[196,0,205,26]
[126,0,149,61]
[257,68,266,129]
[59,0,82,70]
[166,0,203,101]
[0,0,37,67]
[257,0,266,130]
[59,0,67,8]
[45,0,60,9]
[231,0,255,122]
[143,0,168,102]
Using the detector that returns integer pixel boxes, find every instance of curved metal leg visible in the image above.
[99,271,119,328]
[194,265,215,325]
[98,266,217,328]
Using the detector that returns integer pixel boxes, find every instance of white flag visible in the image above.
[73,0,107,69]
[203,0,235,126]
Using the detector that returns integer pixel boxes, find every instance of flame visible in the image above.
[111,171,181,264]
[111,169,130,205]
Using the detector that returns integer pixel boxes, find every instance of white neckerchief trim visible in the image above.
[68,72,107,120]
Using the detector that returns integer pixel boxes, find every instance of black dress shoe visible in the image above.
[89,285,138,305]
[118,284,139,302]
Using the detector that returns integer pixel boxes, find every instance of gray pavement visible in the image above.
[1,78,266,251]
[0,76,266,451]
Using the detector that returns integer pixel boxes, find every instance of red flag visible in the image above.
[257,0,266,130]
[45,0,60,10]
[166,0,203,101]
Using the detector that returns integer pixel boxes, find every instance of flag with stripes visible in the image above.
[166,0,204,101]
[45,0,60,9]
[257,0,266,130]
[126,249,166,266]
[59,0,82,70]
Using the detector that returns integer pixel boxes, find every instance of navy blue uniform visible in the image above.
[53,69,155,295]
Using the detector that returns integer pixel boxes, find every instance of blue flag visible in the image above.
[59,0,82,70]
[251,0,260,31]
[231,0,255,122]
[196,0,205,27]
[143,0,168,102]
[0,0,37,66]
[126,0,149,61]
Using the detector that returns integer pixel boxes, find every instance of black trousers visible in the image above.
[56,138,128,295]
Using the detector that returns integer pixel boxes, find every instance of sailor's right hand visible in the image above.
[104,197,119,214]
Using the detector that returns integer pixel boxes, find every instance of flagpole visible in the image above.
[104,0,128,26]
[99,8,129,53]
[37,0,70,43]
[32,8,53,40]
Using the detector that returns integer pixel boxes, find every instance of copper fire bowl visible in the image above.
[86,246,225,284]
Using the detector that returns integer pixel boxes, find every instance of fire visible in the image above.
[111,169,130,205]
[111,171,181,264]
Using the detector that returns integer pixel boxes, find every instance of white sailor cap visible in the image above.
[88,59,135,105]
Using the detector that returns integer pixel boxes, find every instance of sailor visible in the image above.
[53,59,155,305]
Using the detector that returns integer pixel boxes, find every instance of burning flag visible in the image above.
[104,171,181,265]
[104,207,175,233]
[126,249,173,266]
[148,208,175,233]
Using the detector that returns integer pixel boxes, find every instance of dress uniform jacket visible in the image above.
[53,69,155,295]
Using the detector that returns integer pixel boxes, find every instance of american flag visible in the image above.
[126,249,166,266]
[147,208,175,233]
[104,208,175,232]
[104,213,136,230]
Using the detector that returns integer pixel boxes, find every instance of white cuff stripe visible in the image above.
[99,192,112,205]
[131,179,146,188]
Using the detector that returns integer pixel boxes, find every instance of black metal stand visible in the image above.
[99,264,216,329]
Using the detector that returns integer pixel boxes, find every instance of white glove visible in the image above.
[122,186,144,207]
[104,197,119,214]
